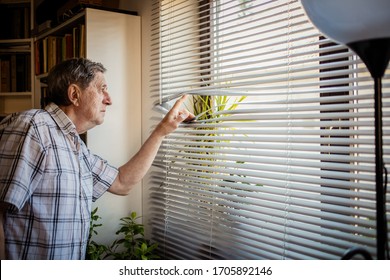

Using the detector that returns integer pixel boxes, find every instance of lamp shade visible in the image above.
[300,0,390,45]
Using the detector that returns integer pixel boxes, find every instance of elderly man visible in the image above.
[0,58,194,259]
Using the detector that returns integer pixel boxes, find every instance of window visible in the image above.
[149,0,389,259]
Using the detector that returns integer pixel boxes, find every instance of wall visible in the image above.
[118,0,155,238]
[87,8,142,246]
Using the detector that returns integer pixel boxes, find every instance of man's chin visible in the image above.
[85,119,104,132]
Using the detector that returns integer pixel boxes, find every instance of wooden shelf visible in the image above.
[0,91,33,97]
[35,11,85,41]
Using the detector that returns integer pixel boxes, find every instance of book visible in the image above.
[0,3,31,39]
[42,37,48,73]
[73,26,80,58]
[35,40,41,75]
[79,24,85,58]
[0,59,10,92]
[10,55,17,92]
[16,54,30,92]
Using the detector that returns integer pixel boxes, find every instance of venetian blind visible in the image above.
[149,0,390,259]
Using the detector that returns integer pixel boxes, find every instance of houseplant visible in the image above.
[86,208,159,260]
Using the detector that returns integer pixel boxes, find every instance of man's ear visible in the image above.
[68,84,81,106]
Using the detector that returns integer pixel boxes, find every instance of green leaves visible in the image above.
[86,207,108,260]
[86,208,159,260]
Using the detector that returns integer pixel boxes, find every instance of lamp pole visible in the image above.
[347,38,390,260]
[373,75,385,260]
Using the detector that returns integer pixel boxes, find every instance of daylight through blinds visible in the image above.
[149,0,390,259]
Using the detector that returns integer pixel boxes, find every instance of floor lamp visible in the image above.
[300,0,390,260]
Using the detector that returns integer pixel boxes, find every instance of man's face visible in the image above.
[77,71,112,131]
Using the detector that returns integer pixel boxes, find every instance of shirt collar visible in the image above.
[45,103,78,137]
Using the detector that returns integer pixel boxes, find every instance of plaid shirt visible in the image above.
[0,103,118,259]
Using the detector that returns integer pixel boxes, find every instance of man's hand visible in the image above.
[155,95,195,137]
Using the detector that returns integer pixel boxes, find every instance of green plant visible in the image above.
[86,208,159,260]
[86,207,108,260]
[189,94,247,158]
[106,212,159,260]
[191,94,247,122]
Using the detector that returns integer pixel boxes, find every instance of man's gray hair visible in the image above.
[47,58,106,106]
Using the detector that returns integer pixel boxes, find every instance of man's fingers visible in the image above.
[176,111,189,122]
[169,95,196,122]
[171,95,188,110]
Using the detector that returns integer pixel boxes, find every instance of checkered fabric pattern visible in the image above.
[0,103,118,259]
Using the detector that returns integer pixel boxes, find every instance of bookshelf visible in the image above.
[34,11,85,77]
[34,10,86,109]
[0,0,34,120]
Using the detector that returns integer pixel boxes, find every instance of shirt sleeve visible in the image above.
[88,152,119,202]
[0,115,46,212]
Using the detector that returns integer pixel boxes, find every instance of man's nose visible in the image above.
[104,91,112,105]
